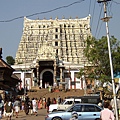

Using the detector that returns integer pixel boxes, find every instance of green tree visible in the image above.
[6,56,15,65]
[78,36,120,83]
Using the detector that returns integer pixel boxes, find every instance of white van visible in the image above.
[49,97,81,113]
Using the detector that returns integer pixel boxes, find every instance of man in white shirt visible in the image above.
[32,98,38,116]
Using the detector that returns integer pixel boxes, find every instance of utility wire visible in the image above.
[96,21,103,39]
[0,0,85,23]
[90,0,96,31]
[88,0,91,14]
[112,0,120,4]
[107,1,113,17]
[94,4,103,38]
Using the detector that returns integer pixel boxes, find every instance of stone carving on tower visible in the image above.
[15,15,91,65]
[37,42,56,60]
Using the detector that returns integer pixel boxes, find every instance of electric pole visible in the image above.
[97,0,118,120]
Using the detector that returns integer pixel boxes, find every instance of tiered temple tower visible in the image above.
[15,16,91,65]
[14,15,91,89]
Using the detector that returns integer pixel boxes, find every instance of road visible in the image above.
[2,108,47,120]
[2,108,120,120]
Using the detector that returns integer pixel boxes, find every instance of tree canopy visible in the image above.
[78,36,120,83]
[6,56,15,65]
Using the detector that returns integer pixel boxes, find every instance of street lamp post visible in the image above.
[97,0,118,119]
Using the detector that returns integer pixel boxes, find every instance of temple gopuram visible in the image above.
[12,15,92,90]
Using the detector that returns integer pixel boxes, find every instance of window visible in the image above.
[56,28,58,32]
[95,106,102,112]
[65,101,73,105]
[64,72,70,78]
[72,25,74,28]
[56,49,58,54]
[83,105,101,112]
[74,72,78,78]
[0,71,4,79]
[71,105,82,112]
[79,24,82,27]
[55,35,58,39]
[55,42,58,46]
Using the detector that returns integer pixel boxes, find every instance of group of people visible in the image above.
[29,96,63,113]
[0,95,63,120]
[0,97,21,120]
[97,97,120,120]
[1,95,119,120]
[0,96,45,120]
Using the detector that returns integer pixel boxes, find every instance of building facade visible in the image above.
[13,15,91,90]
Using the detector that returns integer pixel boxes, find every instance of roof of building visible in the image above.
[0,58,14,70]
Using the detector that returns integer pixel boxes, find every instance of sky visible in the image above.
[0,0,120,61]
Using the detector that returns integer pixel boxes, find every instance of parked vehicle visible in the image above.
[81,94,101,104]
[65,94,101,105]
[49,97,81,113]
[45,103,102,120]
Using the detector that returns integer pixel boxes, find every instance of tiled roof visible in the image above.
[0,58,14,70]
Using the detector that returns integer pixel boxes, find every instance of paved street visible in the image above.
[2,108,47,120]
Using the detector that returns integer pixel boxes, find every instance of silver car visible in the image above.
[45,103,102,120]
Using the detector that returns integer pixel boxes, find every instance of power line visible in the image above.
[88,0,91,14]
[107,0,113,17]
[94,4,103,38]
[0,0,85,23]
[112,0,120,4]
[90,0,96,30]
[96,21,103,38]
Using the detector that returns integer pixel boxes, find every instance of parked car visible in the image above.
[45,103,102,120]
[49,97,82,113]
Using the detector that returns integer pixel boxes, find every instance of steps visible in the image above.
[28,88,84,100]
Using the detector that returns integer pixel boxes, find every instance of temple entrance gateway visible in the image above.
[42,71,53,88]
[13,16,92,91]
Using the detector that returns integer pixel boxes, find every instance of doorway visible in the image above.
[42,71,53,88]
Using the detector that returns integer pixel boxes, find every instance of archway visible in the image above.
[42,71,53,88]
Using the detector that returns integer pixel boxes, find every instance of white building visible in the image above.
[12,15,91,90]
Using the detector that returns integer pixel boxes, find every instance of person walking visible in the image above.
[52,98,56,104]
[13,97,21,118]
[38,98,42,109]
[24,96,29,115]
[42,97,46,109]
[100,101,115,120]
[21,100,25,111]
[28,100,33,115]
[32,98,38,116]
[57,96,61,104]
[70,111,78,120]
[46,97,51,113]
[110,97,120,116]
[4,99,13,120]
